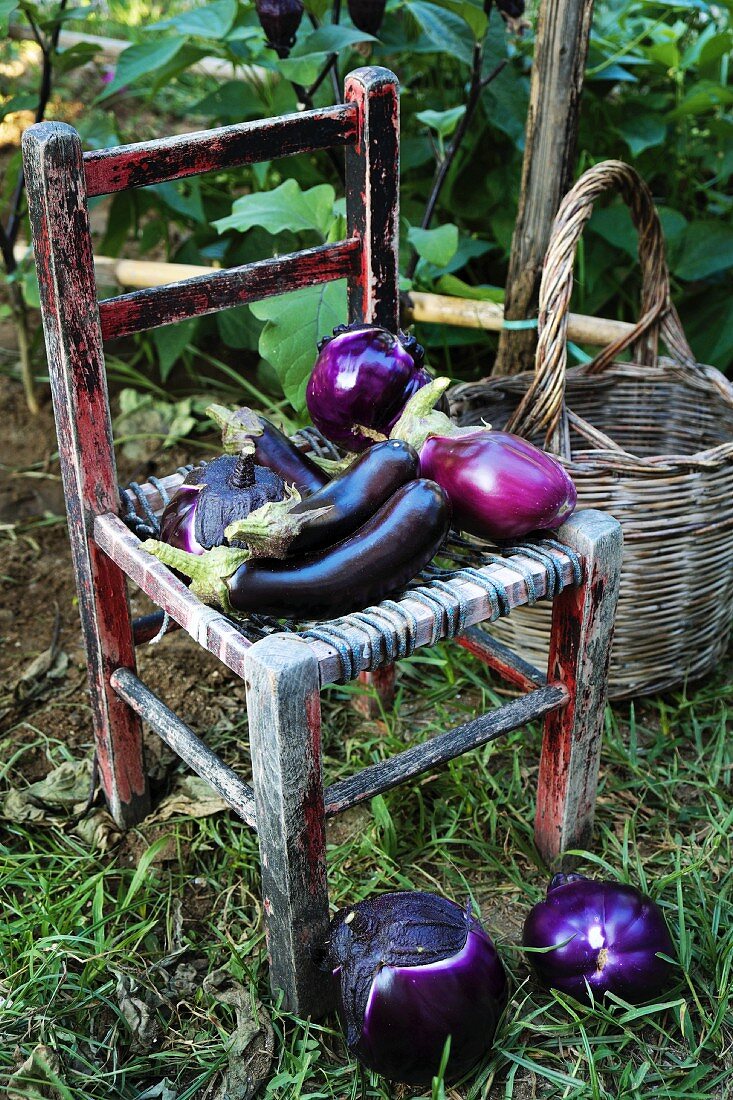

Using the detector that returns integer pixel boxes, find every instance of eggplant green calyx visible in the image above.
[143,539,250,617]
[225,487,333,559]
[390,377,489,451]
[207,403,264,455]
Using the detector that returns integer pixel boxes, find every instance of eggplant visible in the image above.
[255,0,304,56]
[306,324,432,453]
[226,438,419,557]
[523,874,676,1005]
[391,378,577,542]
[208,404,330,495]
[159,448,285,553]
[326,892,508,1085]
[145,479,451,620]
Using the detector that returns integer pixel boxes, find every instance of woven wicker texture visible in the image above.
[450,160,733,699]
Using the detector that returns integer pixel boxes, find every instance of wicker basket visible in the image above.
[450,160,733,699]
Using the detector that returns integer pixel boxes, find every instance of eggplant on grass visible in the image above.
[523,874,675,1005]
[324,891,508,1085]
[391,377,577,542]
[146,479,451,619]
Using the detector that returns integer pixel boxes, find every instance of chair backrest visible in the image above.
[21,66,399,531]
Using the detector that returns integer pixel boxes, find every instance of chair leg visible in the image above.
[355,665,397,717]
[244,634,334,1018]
[534,510,622,864]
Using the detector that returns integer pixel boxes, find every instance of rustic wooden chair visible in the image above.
[22,66,622,1018]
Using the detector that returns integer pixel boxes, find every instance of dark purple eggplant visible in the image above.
[226,439,419,557]
[348,0,387,35]
[326,892,508,1084]
[145,479,451,620]
[255,0,304,56]
[208,404,330,495]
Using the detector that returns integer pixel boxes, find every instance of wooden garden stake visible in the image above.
[493,0,595,376]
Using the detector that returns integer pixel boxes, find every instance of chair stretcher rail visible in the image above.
[110,667,257,828]
[83,103,358,196]
[323,682,568,815]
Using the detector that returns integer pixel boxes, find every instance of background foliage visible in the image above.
[1,0,731,420]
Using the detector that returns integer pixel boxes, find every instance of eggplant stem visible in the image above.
[143,539,250,616]
[225,489,334,559]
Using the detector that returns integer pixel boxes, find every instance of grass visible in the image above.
[1,642,732,1099]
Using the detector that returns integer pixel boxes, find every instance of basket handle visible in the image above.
[507,160,696,451]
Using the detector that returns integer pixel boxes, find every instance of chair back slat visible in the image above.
[83,103,358,197]
[99,239,361,340]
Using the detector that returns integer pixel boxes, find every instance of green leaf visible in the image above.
[97,37,188,98]
[614,113,667,156]
[277,53,327,85]
[21,268,40,310]
[213,179,336,238]
[428,0,487,40]
[54,41,100,75]
[408,1,475,66]
[435,274,503,301]
[0,93,38,121]
[192,81,264,121]
[674,222,733,281]
[415,106,466,138]
[291,24,377,55]
[150,179,207,225]
[152,318,198,382]
[148,0,238,39]
[217,305,263,351]
[0,1,19,36]
[408,224,459,267]
[251,282,347,412]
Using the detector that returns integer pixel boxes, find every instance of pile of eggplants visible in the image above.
[146,404,451,620]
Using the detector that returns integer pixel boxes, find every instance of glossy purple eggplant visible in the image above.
[326,891,508,1085]
[391,378,577,542]
[306,324,431,453]
[146,479,450,620]
[523,874,675,1005]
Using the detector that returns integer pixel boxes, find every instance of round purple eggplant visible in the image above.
[306,324,431,453]
[326,891,508,1085]
[523,874,676,1005]
[391,377,577,542]
[159,451,285,554]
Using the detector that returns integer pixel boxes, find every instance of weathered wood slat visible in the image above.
[324,683,568,815]
[110,667,257,828]
[457,625,547,692]
[244,635,333,1017]
[94,513,253,677]
[22,121,150,829]
[99,239,360,340]
[83,104,358,196]
[534,510,623,862]
[310,546,578,686]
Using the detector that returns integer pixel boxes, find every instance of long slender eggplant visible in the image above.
[145,479,451,620]
[208,403,330,495]
[253,416,331,494]
[226,439,419,557]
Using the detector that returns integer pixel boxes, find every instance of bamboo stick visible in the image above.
[8,23,270,84]
[13,244,632,347]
